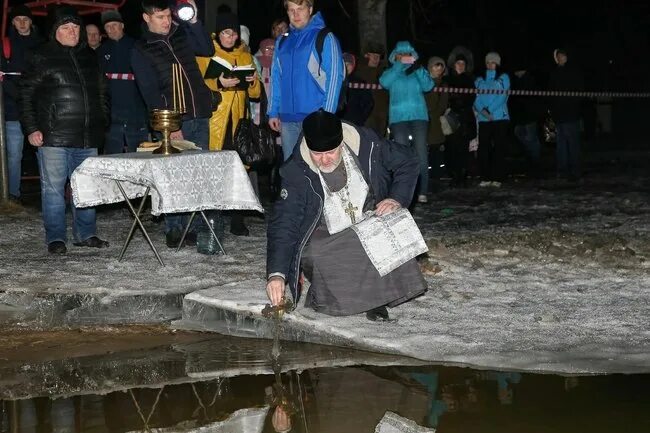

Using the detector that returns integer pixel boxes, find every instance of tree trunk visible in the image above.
[357,0,388,54]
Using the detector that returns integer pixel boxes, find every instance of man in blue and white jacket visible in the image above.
[267,0,345,160]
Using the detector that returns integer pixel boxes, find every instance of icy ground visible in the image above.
[1,152,649,374]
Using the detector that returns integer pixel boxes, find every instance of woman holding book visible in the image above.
[196,13,261,237]
[196,13,261,151]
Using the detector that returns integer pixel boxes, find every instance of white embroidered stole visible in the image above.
[318,145,369,235]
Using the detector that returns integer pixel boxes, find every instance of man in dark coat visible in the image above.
[1,5,44,202]
[266,110,427,321]
[355,42,389,136]
[97,9,148,154]
[338,52,374,126]
[130,0,215,248]
[511,66,543,177]
[19,6,109,254]
[548,48,584,180]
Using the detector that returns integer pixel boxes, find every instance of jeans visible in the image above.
[280,121,303,161]
[38,147,98,245]
[514,122,541,162]
[104,121,149,154]
[165,117,210,233]
[390,120,429,196]
[5,120,24,197]
[555,121,581,179]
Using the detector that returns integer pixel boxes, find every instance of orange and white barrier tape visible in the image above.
[105,73,135,80]
[348,82,650,98]
[1,71,135,81]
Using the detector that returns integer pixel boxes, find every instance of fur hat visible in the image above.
[10,5,32,20]
[215,13,240,35]
[302,110,343,153]
[485,51,501,66]
[364,41,385,56]
[101,10,123,26]
[48,6,82,40]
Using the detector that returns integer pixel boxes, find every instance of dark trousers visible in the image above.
[555,121,581,179]
[478,120,509,182]
[444,131,470,185]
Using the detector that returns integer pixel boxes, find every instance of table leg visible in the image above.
[176,211,197,253]
[115,183,164,266]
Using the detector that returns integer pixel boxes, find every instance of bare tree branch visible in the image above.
[337,0,352,19]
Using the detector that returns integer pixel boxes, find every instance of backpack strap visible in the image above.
[315,27,331,70]
[278,27,330,68]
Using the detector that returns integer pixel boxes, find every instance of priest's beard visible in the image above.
[316,151,343,174]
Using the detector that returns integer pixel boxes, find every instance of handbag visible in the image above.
[440,108,460,136]
[542,110,556,143]
[233,93,276,169]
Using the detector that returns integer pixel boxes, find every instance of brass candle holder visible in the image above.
[151,63,185,155]
[151,109,182,155]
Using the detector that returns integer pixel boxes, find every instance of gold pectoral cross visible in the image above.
[344,201,358,224]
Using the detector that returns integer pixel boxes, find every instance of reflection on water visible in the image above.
[1,366,649,433]
[0,332,649,433]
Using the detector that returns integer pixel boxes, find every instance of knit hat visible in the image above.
[427,56,445,70]
[256,38,275,69]
[101,10,123,26]
[215,13,240,34]
[485,51,501,66]
[10,5,32,20]
[239,25,250,46]
[343,52,356,66]
[48,6,82,40]
[302,110,343,152]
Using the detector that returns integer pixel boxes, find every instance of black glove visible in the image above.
[405,63,422,76]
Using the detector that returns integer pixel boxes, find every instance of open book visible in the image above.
[204,55,256,83]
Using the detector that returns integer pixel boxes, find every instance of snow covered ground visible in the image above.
[1,151,649,374]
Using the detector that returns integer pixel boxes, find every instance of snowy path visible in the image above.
[1,170,649,373]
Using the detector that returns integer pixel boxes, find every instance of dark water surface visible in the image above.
[0,332,648,433]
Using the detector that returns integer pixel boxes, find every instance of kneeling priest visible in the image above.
[266,110,428,321]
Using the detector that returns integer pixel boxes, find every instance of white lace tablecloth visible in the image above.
[71,150,263,215]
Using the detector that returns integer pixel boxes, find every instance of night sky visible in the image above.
[6,0,649,89]
[4,0,650,134]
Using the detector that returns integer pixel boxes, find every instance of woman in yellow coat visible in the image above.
[196,13,261,151]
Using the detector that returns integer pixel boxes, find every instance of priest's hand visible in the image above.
[266,276,286,306]
[272,405,292,433]
[375,198,401,216]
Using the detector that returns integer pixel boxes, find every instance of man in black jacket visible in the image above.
[266,110,427,321]
[19,6,109,254]
[1,5,44,202]
[130,0,215,248]
[511,66,543,178]
[548,48,584,180]
[97,9,148,154]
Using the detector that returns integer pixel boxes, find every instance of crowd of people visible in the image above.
[1,0,586,320]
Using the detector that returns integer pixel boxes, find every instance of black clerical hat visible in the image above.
[302,110,343,152]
